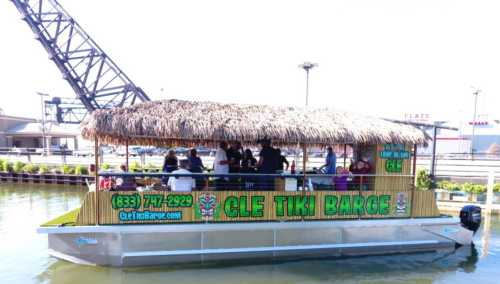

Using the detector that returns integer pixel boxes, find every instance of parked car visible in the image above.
[35,146,72,155]
[174,147,189,156]
[151,147,169,156]
[195,146,213,156]
[101,145,115,155]
[115,146,141,157]
[73,147,94,157]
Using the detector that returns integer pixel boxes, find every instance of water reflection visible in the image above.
[481,213,492,258]
[1,184,498,284]
[37,246,480,284]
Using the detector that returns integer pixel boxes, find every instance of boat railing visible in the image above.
[96,171,414,192]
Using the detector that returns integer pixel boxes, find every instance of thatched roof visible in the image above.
[80,99,429,147]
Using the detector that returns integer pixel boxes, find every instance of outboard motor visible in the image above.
[460,205,481,234]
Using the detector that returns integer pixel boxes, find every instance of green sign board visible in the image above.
[108,191,411,223]
[380,144,410,173]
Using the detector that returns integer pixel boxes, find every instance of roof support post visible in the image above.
[302,143,307,190]
[125,139,129,171]
[343,144,347,168]
[411,144,417,218]
[94,136,100,225]
[430,125,438,185]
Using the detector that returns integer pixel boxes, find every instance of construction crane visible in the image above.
[10,0,151,123]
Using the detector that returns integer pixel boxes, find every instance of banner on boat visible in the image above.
[78,191,419,225]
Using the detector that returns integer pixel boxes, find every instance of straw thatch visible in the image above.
[80,99,429,147]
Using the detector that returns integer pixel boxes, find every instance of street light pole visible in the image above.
[37,92,49,156]
[471,89,481,158]
[298,62,317,190]
[299,62,318,107]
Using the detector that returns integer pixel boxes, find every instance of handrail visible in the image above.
[98,172,414,178]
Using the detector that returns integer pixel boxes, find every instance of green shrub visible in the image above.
[437,180,461,191]
[460,182,486,194]
[61,164,75,175]
[0,160,12,172]
[12,161,25,173]
[22,163,39,174]
[74,165,89,175]
[129,161,142,172]
[494,183,500,193]
[38,164,49,174]
[144,163,159,172]
[416,169,431,190]
[101,163,111,170]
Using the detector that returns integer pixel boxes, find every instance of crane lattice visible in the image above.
[10,0,151,123]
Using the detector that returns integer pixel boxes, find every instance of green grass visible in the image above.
[41,208,80,227]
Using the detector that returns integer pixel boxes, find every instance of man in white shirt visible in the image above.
[167,159,196,192]
[213,141,229,190]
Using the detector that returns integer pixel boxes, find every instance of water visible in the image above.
[1,184,500,284]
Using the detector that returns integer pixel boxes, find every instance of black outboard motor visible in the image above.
[460,205,481,234]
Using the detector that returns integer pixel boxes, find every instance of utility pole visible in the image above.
[298,62,318,107]
[37,92,50,156]
[298,62,318,189]
[471,88,481,159]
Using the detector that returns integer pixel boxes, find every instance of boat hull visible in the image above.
[38,217,472,267]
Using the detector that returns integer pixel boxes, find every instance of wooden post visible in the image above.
[358,175,363,219]
[302,144,307,190]
[125,139,129,171]
[94,136,100,225]
[412,144,418,185]
[343,144,347,168]
[410,144,417,218]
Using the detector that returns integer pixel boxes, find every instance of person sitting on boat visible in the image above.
[320,146,337,175]
[349,158,372,191]
[241,148,257,190]
[167,159,196,192]
[333,166,349,191]
[277,148,289,172]
[99,176,114,191]
[162,149,179,173]
[113,164,137,191]
[188,148,205,190]
[226,141,243,190]
[213,141,229,190]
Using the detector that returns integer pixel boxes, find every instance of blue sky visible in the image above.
[1,0,499,122]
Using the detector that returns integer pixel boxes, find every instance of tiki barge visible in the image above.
[38,99,480,267]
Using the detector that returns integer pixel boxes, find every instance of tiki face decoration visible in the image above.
[198,193,217,219]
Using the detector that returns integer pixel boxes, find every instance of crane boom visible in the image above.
[10,0,150,123]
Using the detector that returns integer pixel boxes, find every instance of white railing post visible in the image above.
[486,170,495,213]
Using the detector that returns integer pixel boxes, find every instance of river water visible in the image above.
[1,184,500,284]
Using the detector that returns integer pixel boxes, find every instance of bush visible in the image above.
[437,180,491,194]
[416,169,431,190]
[461,182,486,194]
[101,163,111,170]
[144,163,159,172]
[22,163,39,174]
[494,183,500,193]
[38,164,49,174]
[74,165,89,175]
[1,160,12,172]
[129,161,142,172]
[437,180,461,191]
[61,164,75,175]
[12,161,25,173]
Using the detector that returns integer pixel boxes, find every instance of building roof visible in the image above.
[0,114,36,123]
[81,99,429,147]
[5,122,78,137]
